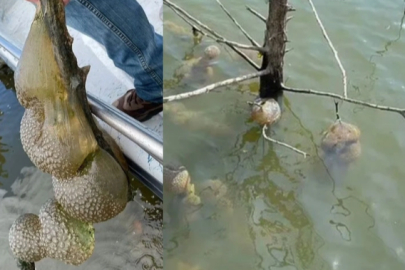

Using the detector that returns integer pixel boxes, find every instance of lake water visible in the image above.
[0,68,163,269]
[163,0,405,269]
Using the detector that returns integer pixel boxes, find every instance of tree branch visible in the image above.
[164,69,405,118]
[262,125,308,157]
[164,70,270,102]
[164,0,260,70]
[216,0,261,47]
[246,6,266,23]
[307,0,348,98]
[164,0,265,53]
[281,84,405,118]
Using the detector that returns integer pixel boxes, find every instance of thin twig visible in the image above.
[164,0,265,53]
[287,4,296,12]
[262,125,308,158]
[281,84,405,118]
[165,70,405,117]
[307,0,347,98]
[216,0,261,47]
[246,5,266,23]
[164,70,270,102]
[164,0,260,70]
[169,6,260,70]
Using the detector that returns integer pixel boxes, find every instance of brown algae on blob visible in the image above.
[321,120,361,164]
[16,6,98,180]
[250,97,281,126]
[10,0,128,265]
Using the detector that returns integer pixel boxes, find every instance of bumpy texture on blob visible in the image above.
[9,214,45,262]
[10,2,129,265]
[163,164,191,195]
[251,97,281,126]
[15,9,98,180]
[9,199,95,265]
[53,148,128,223]
[204,45,221,60]
[321,120,361,164]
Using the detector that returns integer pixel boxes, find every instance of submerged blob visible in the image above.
[321,120,361,165]
[174,45,221,85]
[163,163,192,195]
[9,198,95,265]
[250,97,281,126]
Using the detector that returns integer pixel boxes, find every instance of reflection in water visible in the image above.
[164,0,405,269]
[0,167,162,270]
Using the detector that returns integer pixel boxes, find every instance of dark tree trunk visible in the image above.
[259,0,288,99]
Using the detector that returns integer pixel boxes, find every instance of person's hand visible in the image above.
[26,0,70,6]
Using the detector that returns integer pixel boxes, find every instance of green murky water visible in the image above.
[0,68,163,269]
[163,0,405,269]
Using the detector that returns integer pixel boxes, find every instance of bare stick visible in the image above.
[287,4,296,12]
[216,0,261,47]
[164,0,260,70]
[307,0,347,98]
[164,70,270,102]
[246,6,266,23]
[169,6,260,70]
[164,0,265,53]
[281,84,405,118]
[262,125,308,158]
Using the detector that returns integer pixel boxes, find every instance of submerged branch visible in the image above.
[164,0,260,70]
[307,0,348,98]
[216,0,260,47]
[164,0,264,53]
[262,125,308,157]
[246,5,266,23]
[164,70,270,102]
[281,84,405,118]
[170,6,259,69]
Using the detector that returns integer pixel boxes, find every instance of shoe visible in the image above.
[112,89,162,122]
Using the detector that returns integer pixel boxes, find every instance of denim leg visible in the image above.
[65,0,163,103]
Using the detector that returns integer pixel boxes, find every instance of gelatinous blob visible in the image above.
[163,164,191,195]
[321,120,361,164]
[174,45,221,83]
[53,149,128,223]
[9,198,95,265]
[10,0,129,266]
[251,97,281,126]
[15,8,98,180]
[8,214,45,262]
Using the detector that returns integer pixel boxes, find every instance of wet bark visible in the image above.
[259,0,288,99]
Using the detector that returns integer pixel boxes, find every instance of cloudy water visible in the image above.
[163,0,405,269]
[0,68,163,270]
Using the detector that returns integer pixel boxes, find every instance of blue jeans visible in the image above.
[65,0,163,103]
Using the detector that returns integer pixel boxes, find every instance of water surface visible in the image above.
[0,67,163,270]
[163,0,405,269]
